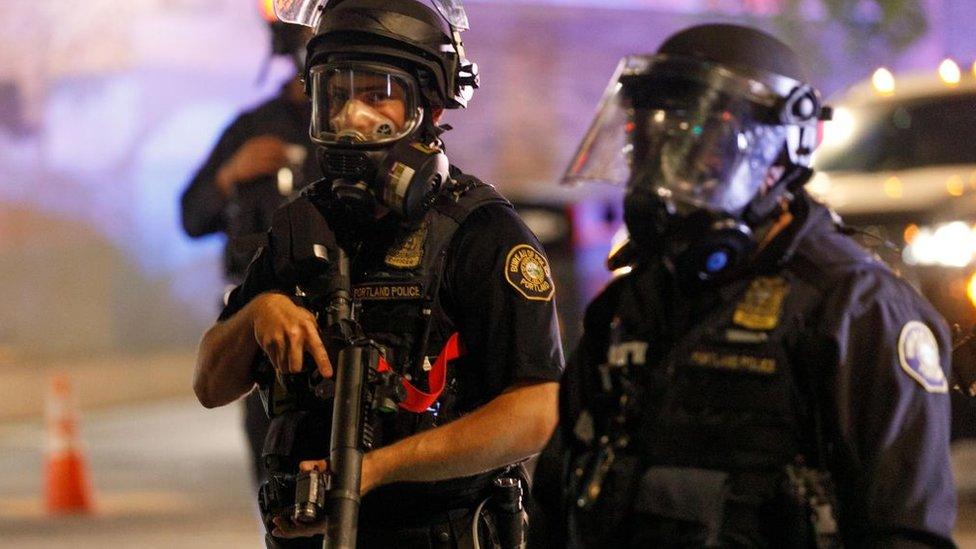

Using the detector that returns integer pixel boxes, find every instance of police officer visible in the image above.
[192,0,563,547]
[543,24,956,547]
[181,7,320,488]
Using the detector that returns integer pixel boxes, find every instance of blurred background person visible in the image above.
[180,1,320,489]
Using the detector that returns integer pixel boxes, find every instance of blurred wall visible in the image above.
[0,0,971,361]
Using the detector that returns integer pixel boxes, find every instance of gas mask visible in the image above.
[564,54,826,284]
[309,61,449,223]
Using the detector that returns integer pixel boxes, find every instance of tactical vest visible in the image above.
[570,262,836,547]
[263,172,511,449]
[349,176,511,444]
[618,269,817,469]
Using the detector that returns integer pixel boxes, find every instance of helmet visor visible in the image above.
[632,105,788,216]
[310,63,423,146]
[564,55,791,216]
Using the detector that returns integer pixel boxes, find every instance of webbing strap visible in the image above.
[376,332,462,413]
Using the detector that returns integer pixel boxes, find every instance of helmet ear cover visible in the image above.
[778,85,821,125]
[745,87,822,224]
[776,85,830,167]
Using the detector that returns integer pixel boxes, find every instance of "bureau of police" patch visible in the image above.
[898,320,947,393]
[504,244,554,301]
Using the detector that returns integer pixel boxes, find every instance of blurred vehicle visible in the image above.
[812,63,976,437]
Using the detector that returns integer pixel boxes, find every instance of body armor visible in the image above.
[258,170,510,458]
[569,251,842,547]
[347,174,510,444]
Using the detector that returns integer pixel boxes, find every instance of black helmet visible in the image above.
[305,0,478,110]
[565,24,831,282]
[658,24,809,84]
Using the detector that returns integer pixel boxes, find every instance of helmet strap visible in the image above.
[743,151,813,227]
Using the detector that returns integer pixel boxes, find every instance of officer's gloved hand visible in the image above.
[249,292,333,379]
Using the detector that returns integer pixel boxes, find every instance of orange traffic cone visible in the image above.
[44,375,93,514]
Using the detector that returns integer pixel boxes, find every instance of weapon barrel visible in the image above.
[324,344,365,548]
[325,249,364,549]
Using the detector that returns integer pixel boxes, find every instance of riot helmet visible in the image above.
[272,0,479,221]
[564,24,829,282]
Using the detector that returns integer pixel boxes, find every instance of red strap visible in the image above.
[375,333,462,413]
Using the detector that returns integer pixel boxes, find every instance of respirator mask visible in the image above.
[309,61,449,223]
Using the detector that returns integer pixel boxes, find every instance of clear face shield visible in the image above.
[564,55,793,218]
[309,63,424,146]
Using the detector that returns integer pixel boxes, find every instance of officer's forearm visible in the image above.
[193,304,260,408]
[362,380,559,492]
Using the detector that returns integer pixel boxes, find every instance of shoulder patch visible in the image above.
[504,244,555,301]
[898,321,947,393]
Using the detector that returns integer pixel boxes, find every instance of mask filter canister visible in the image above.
[377,140,449,220]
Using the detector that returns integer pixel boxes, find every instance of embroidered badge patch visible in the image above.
[898,321,947,393]
[732,276,790,331]
[385,220,428,269]
[504,244,554,301]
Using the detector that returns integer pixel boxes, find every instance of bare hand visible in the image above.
[269,454,379,539]
[250,293,333,378]
[216,135,289,195]
[272,513,327,539]
[271,454,375,538]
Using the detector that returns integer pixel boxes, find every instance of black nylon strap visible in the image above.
[408,175,511,386]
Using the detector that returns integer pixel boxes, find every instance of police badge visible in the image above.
[732,276,790,331]
[385,220,428,269]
